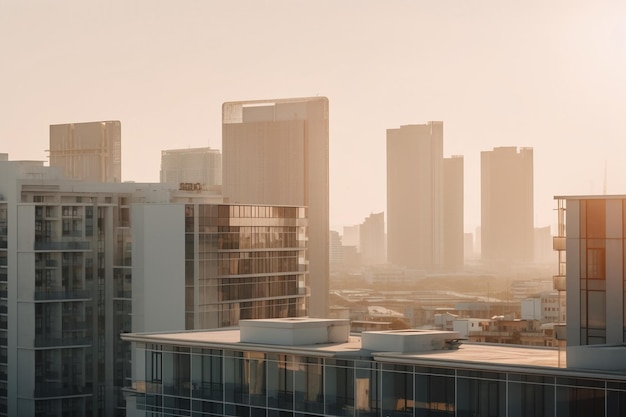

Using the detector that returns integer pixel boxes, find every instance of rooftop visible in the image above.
[122,317,576,375]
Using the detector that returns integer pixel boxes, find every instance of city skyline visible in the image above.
[3,1,626,232]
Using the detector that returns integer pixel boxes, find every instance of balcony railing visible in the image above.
[33,290,91,301]
[34,241,90,251]
[34,384,92,398]
[34,336,91,348]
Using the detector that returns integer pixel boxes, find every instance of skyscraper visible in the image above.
[49,121,122,183]
[386,122,463,270]
[481,147,534,263]
[222,97,329,318]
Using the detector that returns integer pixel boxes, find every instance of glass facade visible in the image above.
[128,342,626,417]
[184,204,308,329]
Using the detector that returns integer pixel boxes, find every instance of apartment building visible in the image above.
[0,156,308,417]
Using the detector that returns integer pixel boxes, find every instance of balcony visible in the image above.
[34,241,90,251]
[33,290,91,301]
[553,275,567,291]
[34,384,92,398]
[553,236,566,251]
[34,336,91,348]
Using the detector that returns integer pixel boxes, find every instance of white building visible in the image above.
[0,155,309,417]
[556,195,626,370]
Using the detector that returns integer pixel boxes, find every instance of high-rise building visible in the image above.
[0,158,168,417]
[222,97,329,318]
[359,212,386,265]
[49,121,122,183]
[481,146,534,263]
[0,156,309,417]
[386,122,463,270]
[160,147,222,191]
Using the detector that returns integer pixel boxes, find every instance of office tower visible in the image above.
[359,212,386,265]
[481,146,534,264]
[386,122,463,270]
[49,121,122,182]
[160,147,222,191]
[222,97,329,318]
[133,203,308,331]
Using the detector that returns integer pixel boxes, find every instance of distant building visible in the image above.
[481,146,534,263]
[534,225,553,264]
[386,122,463,270]
[49,120,122,182]
[359,212,386,265]
[464,232,474,259]
[342,224,359,249]
[222,97,329,318]
[329,230,343,267]
[160,147,222,191]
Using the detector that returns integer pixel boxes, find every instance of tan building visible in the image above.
[222,97,329,318]
[49,120,121,182]
[359,212,386,265]
[481,146,534,263]
[386,122,464,270]
[160,146,222,191]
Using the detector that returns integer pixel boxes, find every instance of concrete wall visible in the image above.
[132,204,185,333]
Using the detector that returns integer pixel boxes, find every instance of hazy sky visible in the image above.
[2,1,625,233]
